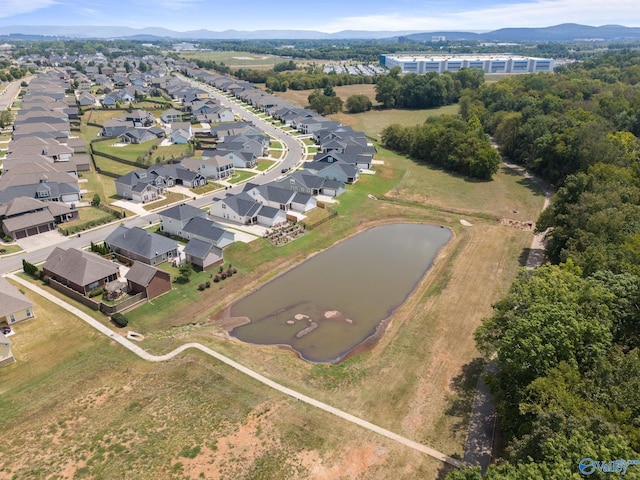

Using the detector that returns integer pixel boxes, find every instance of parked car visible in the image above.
[1,326,11,335]
[281,167,289,173]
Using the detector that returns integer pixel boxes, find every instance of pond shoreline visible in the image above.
[215,221,453,363]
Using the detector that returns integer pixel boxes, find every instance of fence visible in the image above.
[303,205,338,230]
[48,277,148,315]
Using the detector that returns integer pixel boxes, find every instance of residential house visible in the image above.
[244,183,316,213]
[182,216,235,249]
[181,154,234,180]
[125,262,171,300]
[77,92,97,107]
[0,197,78,239]
[118,128,157,144]
[278,171,345,197]
[183,238,223,271]
[115,170,165,203]
[160,108,182,124]
[215,149,257,169]
[158,203,206,237]
[209,192,262,224]
[105,225,178,266]
[0,276,35,327]
[125,109,154,127]
[0,332,13,367]
[42,247,120,296]
[305,160,359,184]
[101,118,134,137]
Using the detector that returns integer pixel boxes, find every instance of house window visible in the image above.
[26,308,32,318]
[87,281,100,291]
[222,204,226,209]
[9,314,15,323]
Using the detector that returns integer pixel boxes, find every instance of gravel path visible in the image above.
[8,273,463,469]
[463,159,555,470]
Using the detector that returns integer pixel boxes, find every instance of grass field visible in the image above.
[0,85,546,479]
[273,85,459,138]
[228,169,257,184]
[180,51,288,70]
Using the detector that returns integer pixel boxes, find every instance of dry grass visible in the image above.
[0,99,546,478]
[272,85,459,138]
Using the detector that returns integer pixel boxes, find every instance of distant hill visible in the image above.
[402,24,640,42]
[0,25,421,40]
[0,23,640,41]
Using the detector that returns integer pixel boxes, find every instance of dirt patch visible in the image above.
[300,443,389,479]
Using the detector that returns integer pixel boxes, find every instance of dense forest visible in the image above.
[446,52,640,479]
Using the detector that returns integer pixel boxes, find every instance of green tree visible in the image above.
[374,74,400,108]
[345,94,372,113]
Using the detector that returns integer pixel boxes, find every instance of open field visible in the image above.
[272,85,458,138]
[0,94,545,478]
[180,51,289,70]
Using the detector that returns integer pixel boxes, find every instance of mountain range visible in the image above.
[1,23,640,41]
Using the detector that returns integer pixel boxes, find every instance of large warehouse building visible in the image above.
[380,54,555,74]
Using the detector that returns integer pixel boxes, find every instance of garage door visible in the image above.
[15,230,27,239]
[27,227,39,237]
[37,224,51,233]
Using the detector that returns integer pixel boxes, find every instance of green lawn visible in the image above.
[0,244,23,255]
[142,191,189,211]
[62,206,115,230]
[268,149,284,159]
[192,181,224,195]
[93,155,138,176]
[256,159,275,171]
[228,170,257,184]
[270,141,283,150]
[302,138,316,146]
[93,139,157,162]
[80,171,118,203]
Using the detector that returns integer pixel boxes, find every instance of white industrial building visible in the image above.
[380,54,554,74]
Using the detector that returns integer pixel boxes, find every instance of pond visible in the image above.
[229,223,451,362]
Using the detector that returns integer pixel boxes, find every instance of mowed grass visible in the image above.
[273,85,459,138]
[180,51,286,70]
[2,287,433,479]
[2,80,547,478]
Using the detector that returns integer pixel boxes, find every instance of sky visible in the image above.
[0,0,639,33]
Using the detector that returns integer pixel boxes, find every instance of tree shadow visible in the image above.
[435,463,460,480]
[518,247,547,268]
[500,164,548,199]
[445,357,487,436]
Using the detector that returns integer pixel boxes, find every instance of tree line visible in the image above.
[446,51,640,480]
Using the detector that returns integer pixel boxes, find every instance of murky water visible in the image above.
[230,223,451,362]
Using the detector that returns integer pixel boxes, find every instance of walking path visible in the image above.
[462,159,555,471]
[8,272,463,469]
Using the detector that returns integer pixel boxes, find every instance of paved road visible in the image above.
[8,272,463,469]
[0,75,306,274]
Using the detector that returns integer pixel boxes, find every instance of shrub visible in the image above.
[2,235,11,242]
[88,287,104,298]
[205,280,211,288]
[111,313,129,328]
[198,283,206,291]
[213,275,220,283]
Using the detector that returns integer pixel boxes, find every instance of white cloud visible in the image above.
[319,0,640,32]
[0,0,58,18]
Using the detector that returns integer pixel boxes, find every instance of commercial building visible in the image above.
[380,54,554,74]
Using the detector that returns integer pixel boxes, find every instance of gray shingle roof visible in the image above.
[43,247,119,287]
[125,261,161,287]
[0,276,33,318]
[158,203,204,222]
[183,216,226,242]
[183,238,213,260]
[105,225,177,259]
